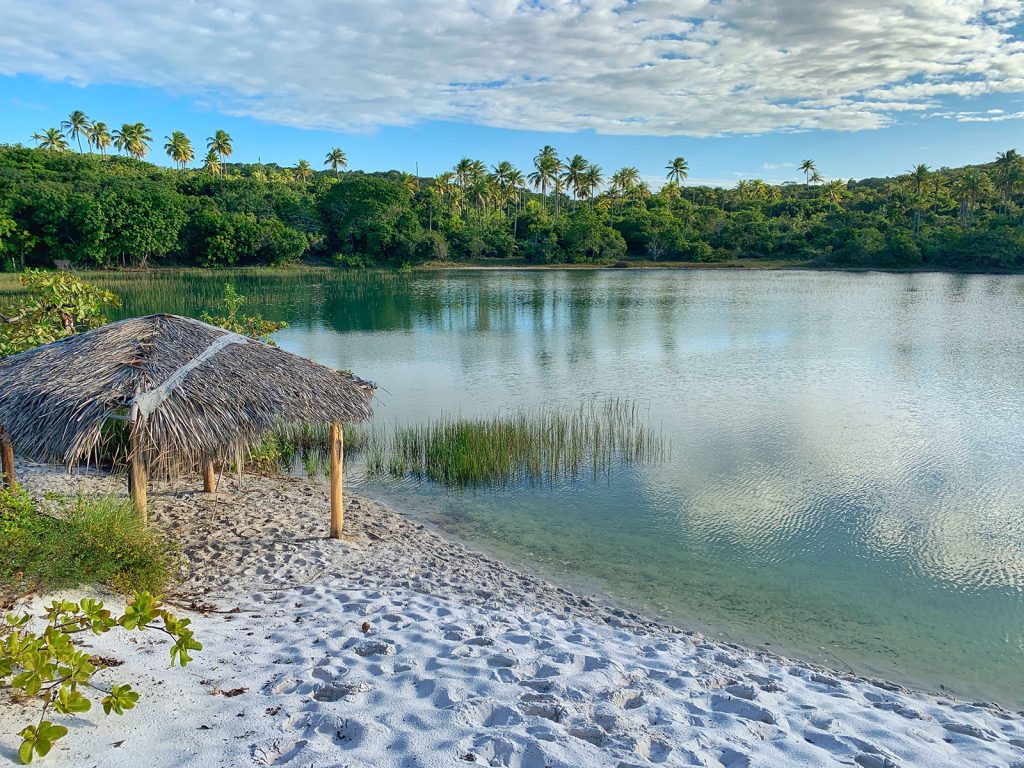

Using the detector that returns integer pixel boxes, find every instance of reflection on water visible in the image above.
[51,267,1024,705]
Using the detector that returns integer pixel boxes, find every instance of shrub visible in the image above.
[0,486,176,602]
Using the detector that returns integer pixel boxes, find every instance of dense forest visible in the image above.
[3,116,1024,271]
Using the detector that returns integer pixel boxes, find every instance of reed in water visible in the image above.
[258,398,666,488]
[379,398,667,487]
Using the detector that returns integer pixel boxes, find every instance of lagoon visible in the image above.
[15,267,1024,706]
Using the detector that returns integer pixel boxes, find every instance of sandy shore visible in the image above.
[2,464,1023,768]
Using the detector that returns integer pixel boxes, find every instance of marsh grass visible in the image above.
[379,398,667,488]
[248,399,665,489]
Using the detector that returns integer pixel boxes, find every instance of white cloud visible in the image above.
[2,1,1024,136]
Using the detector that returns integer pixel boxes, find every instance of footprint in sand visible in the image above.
[608,689,646,711]
[251,739,308,765]
[312,679,372,702]
[709,693,780,725]
[456,698,525,728]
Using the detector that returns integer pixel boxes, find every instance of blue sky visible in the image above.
[3,1,1024,188]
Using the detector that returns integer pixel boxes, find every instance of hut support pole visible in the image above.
[0,429,14,488]
[128,405,147,522]
[329,422,344,539]
[203,459,216,494]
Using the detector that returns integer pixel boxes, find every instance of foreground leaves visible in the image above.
[2,592,201,763]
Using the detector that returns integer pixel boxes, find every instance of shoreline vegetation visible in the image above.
[4,112,1024,276]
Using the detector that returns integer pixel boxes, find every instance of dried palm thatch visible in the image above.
[0,314,374,476]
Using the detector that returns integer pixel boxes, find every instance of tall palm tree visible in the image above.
[112,124,132,156]
[324,147,348,177]
[206,130,233,175]
[954,168,988,227]
[490,161,519,219]
[435,171,457,209]
[295,159,313,182]
[203,148,221,176]
[994,149,1022,213]
[582,164,604,202]
[808,169,824,185]
[31,128,69,152]
[799,159,817,185]
[907,164,930,233]
[528,145,561,212]
[665,156,689,184]
[61,111,91,153]
[562,154,589,204]
[113,122,152,159]
[163,131,194,169]
[88,121,112,156]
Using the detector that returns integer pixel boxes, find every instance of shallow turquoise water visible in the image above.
[85,267,1024,705]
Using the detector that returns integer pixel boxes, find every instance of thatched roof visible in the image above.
[0,314,374,472]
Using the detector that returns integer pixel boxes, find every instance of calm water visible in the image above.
[10,268,1024,705]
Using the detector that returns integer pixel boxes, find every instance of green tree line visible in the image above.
[3,112,1024,271]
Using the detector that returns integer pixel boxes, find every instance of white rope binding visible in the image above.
[132,329,248,420]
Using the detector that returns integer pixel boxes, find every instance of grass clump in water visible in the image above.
[1,485,175,604]
[376,398,667,488]
[250,422,369,477]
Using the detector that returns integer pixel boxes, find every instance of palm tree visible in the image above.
[163,131,194,169]
[31,128,69,152]
[528,145,561,212]
[61,111,91,153]
[582,164,604,202]
[665,157,689,185]
[954,168,988,227]
[88,122,112,156]
[823,179,847,208]
[113,122,152,159]
[799,159,817,185]
[454,158,484,213]
[206,130,233,175]
[490,161,520,219]
[294,159,313,182]
[112,124,132,156]
[994,149,1022,213]
[562,154,589,204]
[660,180,682,201]
[808,169,824,185]
[324,147,348,177]
[398,172,419,196]
[907,163,930,232]
[202,148,221,176]
[435,171,457,209]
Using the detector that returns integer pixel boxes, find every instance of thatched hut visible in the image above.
[0,314,375,539]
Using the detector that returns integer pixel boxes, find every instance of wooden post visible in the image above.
[236,445,243,491]
[128,406,147,522]
[203,459,216,494]
[0,428,14,488]
[329,422,344,539]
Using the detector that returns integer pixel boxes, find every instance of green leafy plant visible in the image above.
[0,270,120,357]
[1,487,175,604]
[200,283,286,345]
[2,592,201,763]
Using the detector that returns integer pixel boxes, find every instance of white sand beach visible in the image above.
[2,464,1023,768]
